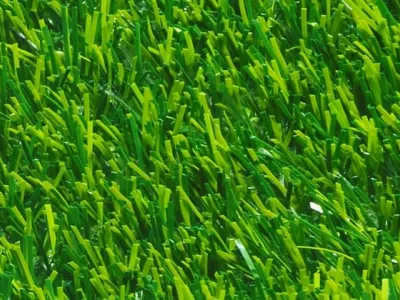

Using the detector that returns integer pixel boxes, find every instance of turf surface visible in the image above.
[0,0,400,298]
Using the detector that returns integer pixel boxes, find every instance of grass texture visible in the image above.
[1,0,400,298]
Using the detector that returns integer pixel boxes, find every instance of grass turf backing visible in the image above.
[0,0,400,298]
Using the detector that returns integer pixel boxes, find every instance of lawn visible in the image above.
[0,0,399,298]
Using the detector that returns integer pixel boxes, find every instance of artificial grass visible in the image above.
[0,0,400,298]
